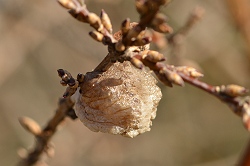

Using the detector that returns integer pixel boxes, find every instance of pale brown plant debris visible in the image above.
[100,9,112,33]
[222,84,249,97]
[89,31,104,42]
[121,18,131,37]
[58,0,78,10]
[144,50,165,62]
[115,40,126,52]
[175,66,203,78]
[130,57,144,69]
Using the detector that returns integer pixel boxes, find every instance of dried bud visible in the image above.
[68,10,88,23]
[169,72,184,86]
[77,73,84,83]
[144,50,165,63]
[222,84,248,97]
[58,0,77,10]
[153,13,168,25]
[152,23,173,33]
[89,31,104,42]
[87,13,103,31]
[190,70,203,78]
[130,57,144,69]
[136,30,146,39]
[73,61,162,138]
[115,40,126,52]
[19,116,42,136]
[135,0,148,15]
[155,70,173,87]
[121,18,131,36]
[191,6,205,21]
[46,148,55,158]
[151,13,172,33]
[102,36,112,45]
[45,143,55,158]
[57,69,74,85]
[62,74,70,82]
[215,86,221,93]
[63,82,79,98]
[17,148,27,159]
[100,9,112,33]
[160,68,184,86]
[60,80,67,86]
[125,26,142,43]
[176,66,203,78]
[133,37,152,46]
[57,69,66,78]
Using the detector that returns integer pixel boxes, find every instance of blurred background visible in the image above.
[1,0,250,165]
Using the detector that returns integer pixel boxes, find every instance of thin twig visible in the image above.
[18,97,75,166]
[167,6,205,66]
[168,6,205,42]
[175,70,244,116]
[128,51,250,127]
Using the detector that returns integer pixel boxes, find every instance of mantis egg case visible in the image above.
[73,61,162,138]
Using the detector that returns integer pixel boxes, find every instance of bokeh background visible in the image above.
[1,0,250,165]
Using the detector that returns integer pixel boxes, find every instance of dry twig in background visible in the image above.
[226,0,250,59]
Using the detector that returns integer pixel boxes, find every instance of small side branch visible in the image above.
[168,6,205,42]
[18,97,75,166]
[176,70,249,117]
[127,52,250,130]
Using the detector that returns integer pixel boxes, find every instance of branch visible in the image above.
[58,0,172,73]
[17,70,78,165]
[17,0,172,164]
[17,0,250,165]
[18,97,75,166]
[127,50,250,130]
[176,69,249,118]
[57,0,250,130]
[167,6,205,66]
[238,138,250,166]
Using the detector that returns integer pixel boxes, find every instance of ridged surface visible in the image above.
[74,61,162,138]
